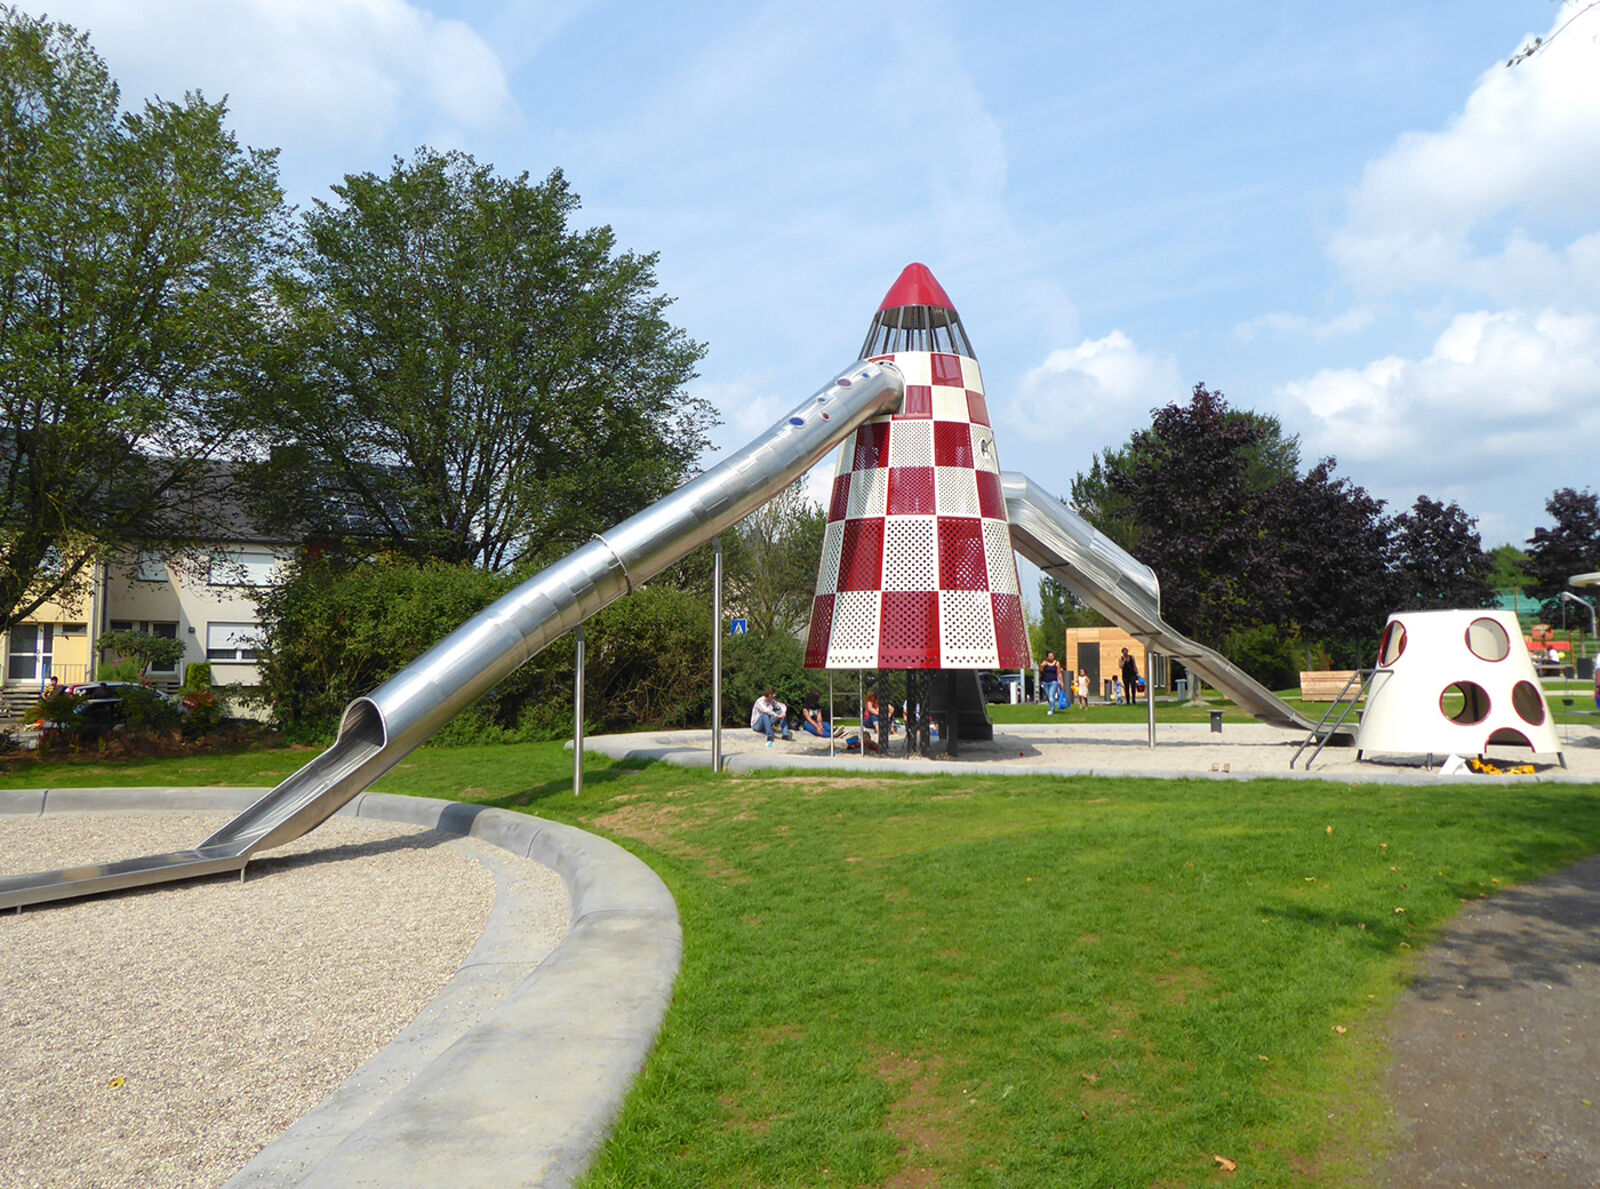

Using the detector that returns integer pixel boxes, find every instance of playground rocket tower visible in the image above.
[805,263,1032,673]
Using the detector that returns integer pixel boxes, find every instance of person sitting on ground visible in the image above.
[750,687,792,744]
[863,689,899,733]
[800,690,832,737]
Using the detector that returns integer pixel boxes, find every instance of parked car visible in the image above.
[63,682,185,733]
[979,672,1035,703]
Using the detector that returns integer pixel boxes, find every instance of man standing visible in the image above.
[750,687,792,745]
[1120,647,1140,706]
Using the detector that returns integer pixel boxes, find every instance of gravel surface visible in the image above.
[0,812,561,1189]
[667,718,1600,780]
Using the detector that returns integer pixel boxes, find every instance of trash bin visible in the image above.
[1009,679,1021,705]
[1209,711,1224,733]
[1579,657,1595,680]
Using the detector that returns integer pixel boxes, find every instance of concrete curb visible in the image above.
[0,787,681,1189]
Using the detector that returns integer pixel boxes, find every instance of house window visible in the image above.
[133,552,170,582]
[208,550,278,586]
[7,625,53,682]
[206,622,259,662]
[107,619,181,674]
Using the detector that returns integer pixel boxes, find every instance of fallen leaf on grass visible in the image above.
[1213,1154,1237,1172]
[1333,1025,1348,1035]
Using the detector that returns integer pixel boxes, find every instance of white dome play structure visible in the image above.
[1356,609,1563,764]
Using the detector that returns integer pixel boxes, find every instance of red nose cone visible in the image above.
[876,262,955,313]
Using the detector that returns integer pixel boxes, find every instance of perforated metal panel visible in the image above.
[935,468,981,518]
[933,421,975,468]
[887,467,937,515]
[814,520,845,596]
[851,422,889,471]
[828,473,851,521]
[971,428,1000,473]
[882,517,939,591]
[939,590,998,666]
[886,420,934,467]
[827,590,883,667]
[982,519,1020,595]
[806,338,1028,672]
[846,467,888,520]
[879,591,941,667]
[938,517,988,591]
[991,593,1030,668]
[804,594,835,668]
[838,519,886,590]
[975,471,1005,519]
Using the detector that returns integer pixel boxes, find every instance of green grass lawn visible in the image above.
[6,741,1600,1186]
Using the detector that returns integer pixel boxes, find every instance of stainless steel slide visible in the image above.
[1002,471,1346,737]
[0,361,905,910]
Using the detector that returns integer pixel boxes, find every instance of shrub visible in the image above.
[120,685,182,735]
[95,657,142,682]
[182,661,214,692]
[181,686,227,735]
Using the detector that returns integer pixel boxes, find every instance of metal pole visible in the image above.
[573,626,585,796]
[1146,648,1157,748]
[828,671,835,757]
[712,536,723,773]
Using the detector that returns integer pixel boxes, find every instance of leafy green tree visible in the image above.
[0,8,285,633]
[723,480,826,639]
[1525,487,1600,602]
[1487,544,1530,591]
[253,147,711,571]
[1389,496,1496,611]
[96,629,186,678]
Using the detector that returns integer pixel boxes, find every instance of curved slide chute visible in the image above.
[0,361,905,910]
[1002,471,1349,737]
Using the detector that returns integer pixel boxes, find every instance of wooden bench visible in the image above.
[1298,670,1360,702]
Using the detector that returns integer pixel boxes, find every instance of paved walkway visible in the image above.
[1385,854,1600,1188]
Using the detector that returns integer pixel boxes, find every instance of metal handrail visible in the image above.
[1291,667,1382,770]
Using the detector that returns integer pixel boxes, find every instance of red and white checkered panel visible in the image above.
[804,349,1033,670]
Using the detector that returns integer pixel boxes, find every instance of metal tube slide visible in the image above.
[1001,472,1348,737]
[0,361,903,910]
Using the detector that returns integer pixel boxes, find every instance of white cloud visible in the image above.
[43,0,514,159]
[1234,307,1376,343]
[1000,331,1182,457]
[1331,2,1600,301]
[1277,308,1600,521]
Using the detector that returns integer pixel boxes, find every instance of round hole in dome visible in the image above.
[789,417,805,426]
[1440,681,1491,725]
[1465,617,1510,661]
[837,378,853,387]
[1379,621,1407,666]
[1511,680,1546,725]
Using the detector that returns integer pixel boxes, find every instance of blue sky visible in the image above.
[42,0,1600,560]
